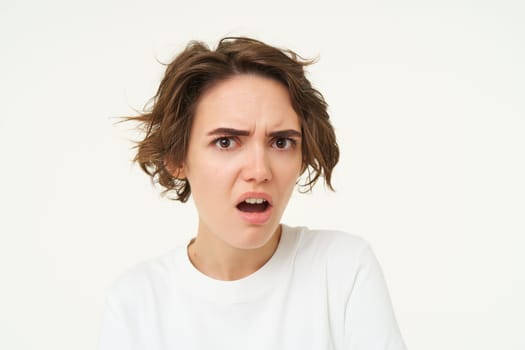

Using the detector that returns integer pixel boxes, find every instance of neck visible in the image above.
[187,225,282,281]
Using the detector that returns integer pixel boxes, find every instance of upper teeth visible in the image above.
[244,198,266,204]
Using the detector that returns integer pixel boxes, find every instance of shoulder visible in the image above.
[104,250,178,308]
[286,225,371,262]
[284,225,375,283]
[283,225,383,306]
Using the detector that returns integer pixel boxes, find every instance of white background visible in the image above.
[1,0,524,349]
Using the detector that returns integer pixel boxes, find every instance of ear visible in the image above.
[173,165,186,179]
[164,157,186,179]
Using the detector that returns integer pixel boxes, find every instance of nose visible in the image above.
[241,144,272,183]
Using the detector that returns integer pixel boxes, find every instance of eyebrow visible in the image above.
[206,128,302,138]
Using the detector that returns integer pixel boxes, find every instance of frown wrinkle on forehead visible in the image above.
[192,75,300,138]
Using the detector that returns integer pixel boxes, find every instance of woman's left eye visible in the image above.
[272,138,296,150]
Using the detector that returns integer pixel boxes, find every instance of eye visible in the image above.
[272,138,296,150]
[214,137,238,150]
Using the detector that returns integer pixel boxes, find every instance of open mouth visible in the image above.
[236,198,270,213]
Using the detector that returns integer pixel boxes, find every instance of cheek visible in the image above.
[187,160,237,198]
[273,156,302,186]
[279,151,303,174]
[189,175,228,218]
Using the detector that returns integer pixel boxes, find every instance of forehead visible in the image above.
[192,74,300,132]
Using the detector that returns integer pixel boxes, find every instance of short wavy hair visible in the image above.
[126,37,339,202]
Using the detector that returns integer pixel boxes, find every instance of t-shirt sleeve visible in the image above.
[98,296,138,350]
[343,244,407,350]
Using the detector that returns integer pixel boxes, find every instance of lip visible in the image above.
[236,192,274,206]
[236,192,274,225]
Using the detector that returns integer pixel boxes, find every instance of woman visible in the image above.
[99,37,406,350]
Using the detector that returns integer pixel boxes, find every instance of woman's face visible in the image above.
[180,74,302,249]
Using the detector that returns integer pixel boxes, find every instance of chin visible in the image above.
[229,224,280,250]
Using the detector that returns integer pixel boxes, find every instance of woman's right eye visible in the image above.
[214,137,237,150]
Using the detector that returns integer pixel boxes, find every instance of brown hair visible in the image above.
[126,37,339,202]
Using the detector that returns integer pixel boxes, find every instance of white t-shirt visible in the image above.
[98,225,406,349]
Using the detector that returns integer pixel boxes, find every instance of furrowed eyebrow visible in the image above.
[206,128,302,138]
[268,129,302,139]
[206,128,250,137]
